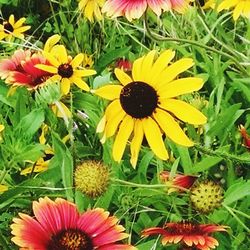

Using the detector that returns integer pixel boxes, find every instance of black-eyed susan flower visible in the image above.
[74,160,110,198]
[217,0,250,20]
[93,50,207,167]
[11,197,136,249]
[78,0,105,22]
[160,171,197,193]
[36,45,96,95]
[190,180,224,214]
[142,221,228,250]
[102,0,190,22]
[0,14,30,42]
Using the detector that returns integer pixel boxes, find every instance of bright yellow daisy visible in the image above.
[78,0,105,22]
[93,50,207,168]
[217,0,250,20]
[36,45,96,95]
[0,14,31,42]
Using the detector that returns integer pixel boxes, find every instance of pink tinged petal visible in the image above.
[162,235,181,245]
[125,0,147,21]
[160,99,207,125]
[183,235,195,246]
[32,197,62,235]
[173,235,183,243]
[141,227,168,237]
[142,117,169,160]
[92,216,120,236]
[130,120,144,168]
[92,84,123,100]
[174,175,197,190]
[77,208,110,235]
[153,108,194,147]
[92,226,128,246]
[70,53,84,68]
[158,77,204,98]
[11,213,49,248]
[98,244,137,250]
[204,236,219,248]
[102,0,128,19]
[112,115,134,162]
[8,72,32,85]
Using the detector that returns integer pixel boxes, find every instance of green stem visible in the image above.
[0,169,7,184]
[143,13,248,75]
[223,204,250,232]
[229,207,250,220]
[194,144,250,164]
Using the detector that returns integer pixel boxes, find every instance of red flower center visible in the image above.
[33,75,51,86]
[58,63,73,78]
[165,222,200,235]
[3,22,14,33]
[120,81,158,119]
[46,228,94,250]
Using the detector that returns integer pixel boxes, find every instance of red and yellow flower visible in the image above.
[0,14,30,41]
[102,0,190,21]
[142,221,228,250]
[11,197,136,249]
[160,171,197,193]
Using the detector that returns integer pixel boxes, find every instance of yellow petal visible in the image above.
[149,50,175,84]
[97,115,106,133]
[158,77,204,98]
[160,99,207,125]
[61,78,71,95]
[43,51,60,67]
[71,76,90,91]
[92,85,122,100]
[153,108,194,147]
[113,115,134,162]
[141,50,156,83]
[233,2,244,20]
[85,0,95,22]
[0,125,4,132]
[0,184,8,193]
[132,56,144,81]
[13,17,26,28]
[142,117,169,160]
[156,58,194,89]
[57,45,68,64]
[105,108,126,138]
[114,68,132,86]
[9,15,15,26]
[70,53,84,68]
[35,64,58,74]
[217,0,237,12]
[44,35,61,53]
[130,120,144,168]
[13,26,31,34]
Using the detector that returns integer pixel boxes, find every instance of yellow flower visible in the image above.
[217,0,250,20]
[78,0,104,22]
[0,14,31,42]
[93,50,207,167]
[36,45,96,95]
[0,184,8,193]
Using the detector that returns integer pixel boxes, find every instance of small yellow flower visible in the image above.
[0,14,31,42]
[36,45,96,95]
[0,184,8,193]
[0,124,4,142]
[78,0,105,22]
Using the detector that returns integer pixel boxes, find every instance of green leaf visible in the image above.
[223,180,250,205]
[191,156,223,173]
[95,47,131,74]
[16,108,45,137]
[52,132,74,201]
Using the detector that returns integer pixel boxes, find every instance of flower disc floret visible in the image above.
[3,22,14,33]
[120,81,158,118]
[58,63,74,78]
[47,228,93,249]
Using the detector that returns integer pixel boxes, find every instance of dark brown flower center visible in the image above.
[46,228,93,250]
[165,222,200,235]
[58,64,73,78]
[120,81,158,119]
[3,22,14,33]
[33,75,51,86]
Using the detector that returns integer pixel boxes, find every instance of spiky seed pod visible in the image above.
[74,160,110,198]
[190,180,224,214]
